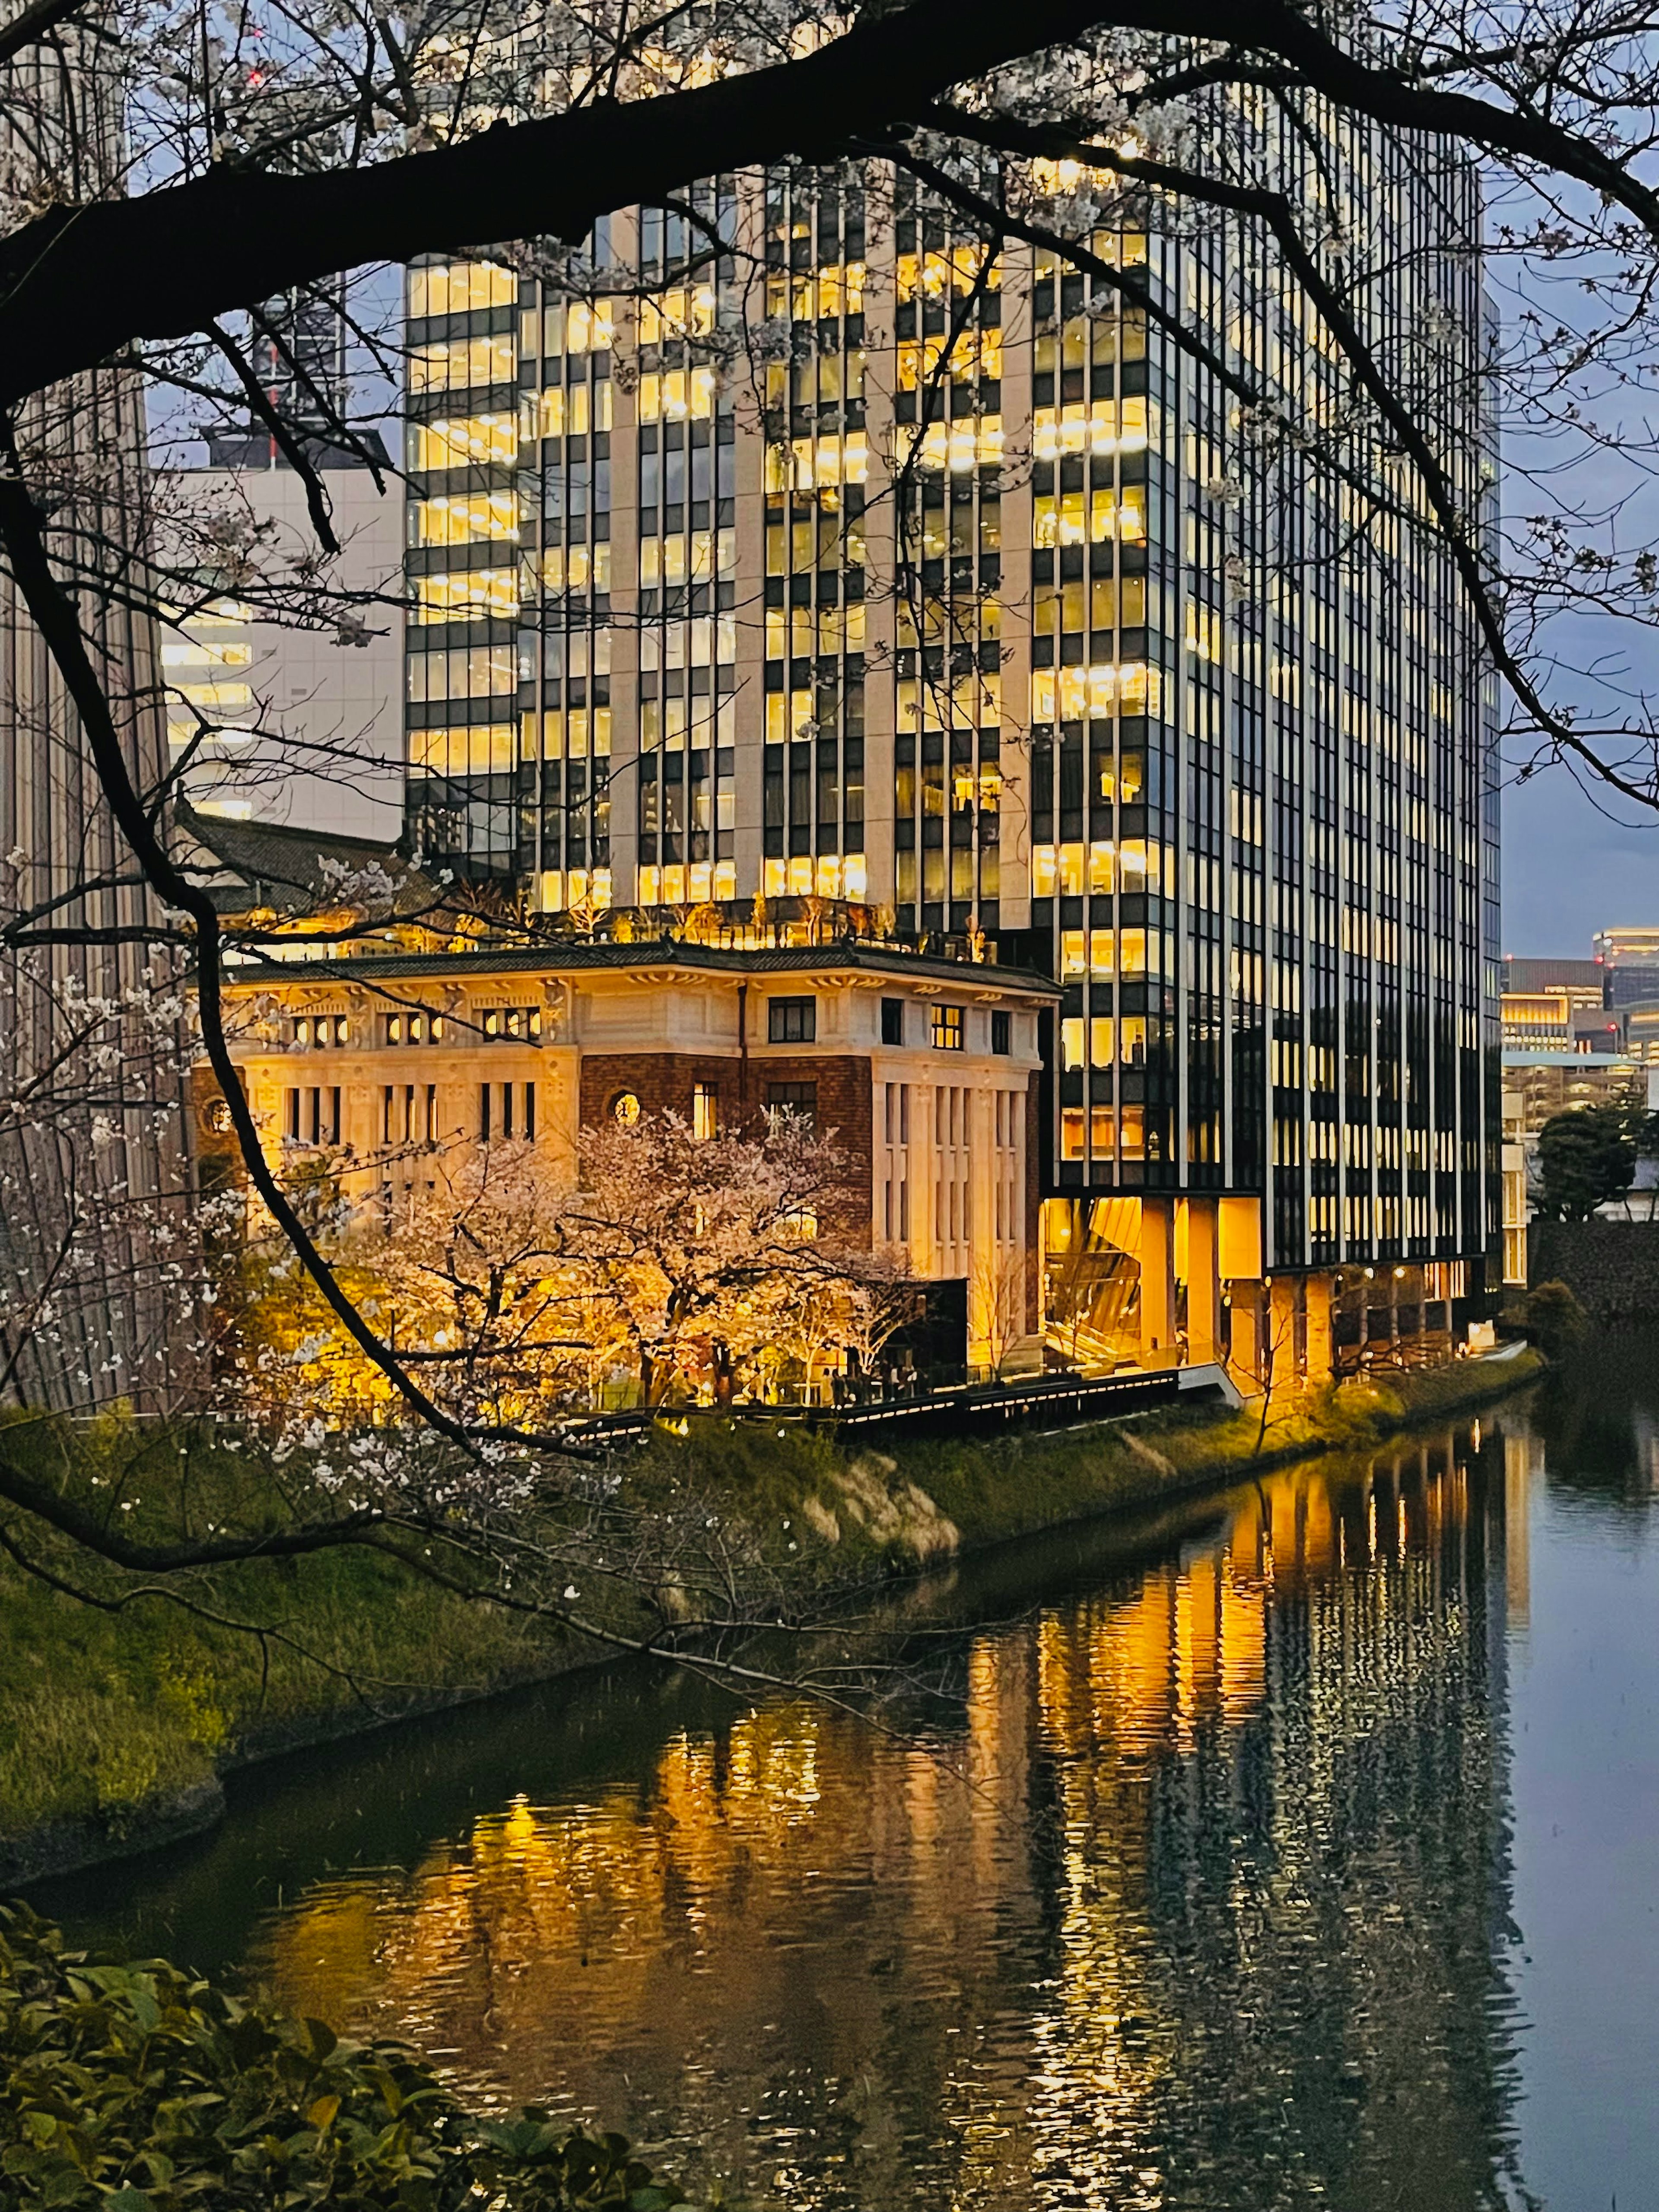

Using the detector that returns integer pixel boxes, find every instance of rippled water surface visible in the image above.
[41,1343,1659,2209]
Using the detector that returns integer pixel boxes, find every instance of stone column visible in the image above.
[1228,1286,1262,1392]
[1182,1197,1220,1365]
[1305,1271,1335,1383]
[1269,1275,1300,1393]
[967,1084,996,1370]
[1218,1195,1264,1390]
[1139,1197,1176,1367]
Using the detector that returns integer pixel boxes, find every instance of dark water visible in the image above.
[34,1345,1659,2210]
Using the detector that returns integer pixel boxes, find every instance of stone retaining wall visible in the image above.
[1529,1218,1659,1324]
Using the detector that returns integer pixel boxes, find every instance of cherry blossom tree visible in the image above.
[0,1101,922,1710]
[232,1108,908,1432]
[7,0,1659,1620]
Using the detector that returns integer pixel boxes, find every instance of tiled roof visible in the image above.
[216,933,1062,997]
[177,802,444,920]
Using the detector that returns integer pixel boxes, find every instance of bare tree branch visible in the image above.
[0,0,99,70]
[3,0,1657,415]
[205,319,342,557]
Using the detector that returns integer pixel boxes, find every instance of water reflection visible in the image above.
[245,1439,1526,2210]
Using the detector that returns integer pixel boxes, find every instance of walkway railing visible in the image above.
[555,1361,1239,1449]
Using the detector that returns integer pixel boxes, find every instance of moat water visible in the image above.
[36,1342,1659,2210]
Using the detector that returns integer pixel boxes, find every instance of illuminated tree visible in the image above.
[9,0,1659,1613]
[232,1109,905,1430]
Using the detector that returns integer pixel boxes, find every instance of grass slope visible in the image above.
[0,1353,1539,1875]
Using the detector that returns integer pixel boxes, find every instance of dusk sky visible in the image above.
[1505,773,1659,957]
[1488,224,1659,960]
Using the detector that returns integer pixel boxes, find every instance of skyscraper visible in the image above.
[0,33,191,1408]
[402,124,1500,1372]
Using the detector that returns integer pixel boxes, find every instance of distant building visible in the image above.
[163,285,403,838]
[1501,988,1598,1053]
[1592,925,1659,977]
[1501,1051,1647,1133]
[1500,941,1659,1060]
[1591,928,1659,1060]
[1500,1088,1527,1287]
[1500,956,1606,1054]
[176,801,448,966]
[163,449,404,838]
[1499,1051,1659,1280]
[1504,956,1605,993]
[1499,928,1659,1275]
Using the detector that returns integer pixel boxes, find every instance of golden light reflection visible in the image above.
[250,1439,1510,2206]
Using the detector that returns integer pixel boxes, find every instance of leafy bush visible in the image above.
[0,1903,708,2210]
[1524,1278,1588,1360]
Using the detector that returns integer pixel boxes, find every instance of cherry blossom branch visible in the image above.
[5,0,1659,416]
[0,418,486,1453]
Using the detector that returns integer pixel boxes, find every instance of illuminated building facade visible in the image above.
[210,906,1056,1374]
[1500,956,1608,1055]
[401,131,1500,1375]
[1590,929,1659,1060]
[1592,927,1659,993]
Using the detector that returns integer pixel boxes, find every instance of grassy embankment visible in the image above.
[876,1350,1541,1545]
[0,1351,1539,1880]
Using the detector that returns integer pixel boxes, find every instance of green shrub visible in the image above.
[1524,1279,1587,1360]
[0,1903,710,2210]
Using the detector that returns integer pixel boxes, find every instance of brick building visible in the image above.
[212,928,1058,1376]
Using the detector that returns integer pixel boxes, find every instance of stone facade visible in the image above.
[215,937,1056,1371]
[579,1049,873,1246]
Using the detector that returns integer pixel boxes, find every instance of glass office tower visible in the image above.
[401,114,1500,1299]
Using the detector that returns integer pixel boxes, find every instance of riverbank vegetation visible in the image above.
[0,1351,1540,1882]
[0,1902,707,2210]
[889,1354,1541,1548]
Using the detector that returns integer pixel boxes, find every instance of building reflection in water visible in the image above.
[250,1434,1527,2211]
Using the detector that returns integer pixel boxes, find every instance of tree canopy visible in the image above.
[1534,1106,1640,1222]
